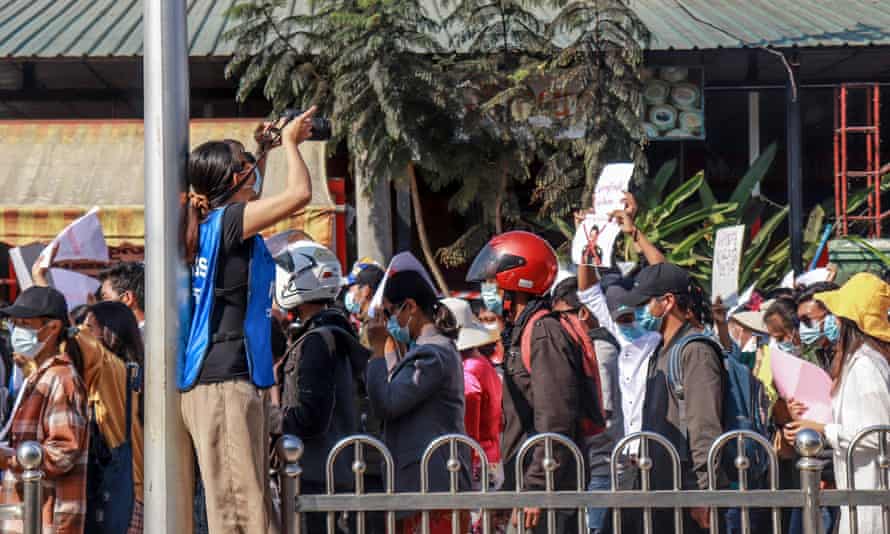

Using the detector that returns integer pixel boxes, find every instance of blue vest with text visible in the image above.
[179,207,276,390]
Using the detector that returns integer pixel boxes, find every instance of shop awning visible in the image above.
[0,119,336,248]
[0,205,334,249]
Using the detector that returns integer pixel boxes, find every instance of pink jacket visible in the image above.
[462,354,503,465]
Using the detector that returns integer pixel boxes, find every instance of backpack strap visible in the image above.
[519,309,552,372]
[666,333,724,441]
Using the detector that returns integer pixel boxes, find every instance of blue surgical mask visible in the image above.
[822,314,840,344]
[344,291,361,315]
[776,340,800,356]
[252,167,264,196]
[481,282,503,316]
[636,304,664,333]
[618,322,646,342]
[387,313,412,346]
[800,314,840,346]
[11,326,44,360]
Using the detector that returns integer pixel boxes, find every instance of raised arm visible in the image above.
[610,193,665,267]
[241,107,316,240]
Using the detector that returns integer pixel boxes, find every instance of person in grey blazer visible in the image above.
[365,269,471,530]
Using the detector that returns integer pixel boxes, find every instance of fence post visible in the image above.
[276,435,304,534]
[795,429,825,534]
[18,441,43,534]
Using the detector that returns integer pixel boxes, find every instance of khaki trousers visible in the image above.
[182,379,277,534]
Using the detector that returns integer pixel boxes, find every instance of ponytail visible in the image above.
[432,302,459,340]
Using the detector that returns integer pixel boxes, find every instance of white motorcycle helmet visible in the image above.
[274,240,343,310]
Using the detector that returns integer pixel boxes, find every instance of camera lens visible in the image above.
[280,109,332,141]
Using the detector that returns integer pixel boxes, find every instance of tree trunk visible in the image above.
[495,162,508,235]
[407,163,451,296]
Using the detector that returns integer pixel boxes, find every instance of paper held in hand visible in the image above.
[571,163,634,268]
[711,225,746,308]
[769,342,833,424]
[38,207,109,268]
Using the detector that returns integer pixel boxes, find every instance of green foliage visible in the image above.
[225,0,650,268]
[630,148,794,291]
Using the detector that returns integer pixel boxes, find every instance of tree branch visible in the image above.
[672,0,798,101]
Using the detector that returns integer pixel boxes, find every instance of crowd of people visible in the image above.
[0,107,886,534]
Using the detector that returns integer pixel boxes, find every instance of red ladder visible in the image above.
[834,83,884,237]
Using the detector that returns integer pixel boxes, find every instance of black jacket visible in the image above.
[501,301,588,491]
[281,308,368,488]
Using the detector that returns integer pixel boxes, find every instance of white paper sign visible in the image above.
[49,268,100,310]
[571,163,634,268]
[368,252,437,318]
[711,225,746,307]
[594,163,635,215]
[780,270,795,289]
[795,268,830,288]
[39,207,109,268]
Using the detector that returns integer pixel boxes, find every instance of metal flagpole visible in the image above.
[143,0,193,532]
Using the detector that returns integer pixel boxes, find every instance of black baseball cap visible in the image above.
[605,285,636,320]
[621,263,691,308]
[0,287,69,322]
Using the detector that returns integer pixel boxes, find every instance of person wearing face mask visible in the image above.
[273,241,378,532]
[180,110,316,534]
[0,286,89,534]
[783,273,890,534]
[344,261,386,345]
[619,263,725,534]
[551,277,623,534]
[365,269,470,534]
[468,231,605,534]
[440,298,507,534]
[795,282,841,369]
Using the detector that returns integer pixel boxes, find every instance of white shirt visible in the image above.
[823,344,890,534]
[578,284,661,453]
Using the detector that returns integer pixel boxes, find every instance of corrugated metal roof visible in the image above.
[0,0,888,58]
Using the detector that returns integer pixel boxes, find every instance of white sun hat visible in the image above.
[441,297,499,352]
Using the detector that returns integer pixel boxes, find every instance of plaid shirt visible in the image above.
[1,353,88,534]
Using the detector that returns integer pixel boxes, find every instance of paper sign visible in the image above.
[594,163,634,215]
[780,270,795,289]
[795,268,830,288]
[571,163,633,268]
[49,269,100,310]
[39,207,109,268]
[711,225,746,307]
[769,343,833,424]
[368,252,437,318]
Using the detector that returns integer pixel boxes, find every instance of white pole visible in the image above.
[355,153,394,263]
[749,91,761,195]
[143,0,194,532]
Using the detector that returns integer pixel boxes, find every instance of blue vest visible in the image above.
[179,207,276,390]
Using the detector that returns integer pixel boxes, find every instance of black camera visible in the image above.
[280,109,332,141]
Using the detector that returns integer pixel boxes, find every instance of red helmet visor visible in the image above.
[466,244,526,284]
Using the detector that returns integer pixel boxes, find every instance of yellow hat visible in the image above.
[815,272,890,342]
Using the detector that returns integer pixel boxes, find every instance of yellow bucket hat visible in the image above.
[815,272,890,342]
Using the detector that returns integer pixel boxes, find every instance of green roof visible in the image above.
[0,0,889,58]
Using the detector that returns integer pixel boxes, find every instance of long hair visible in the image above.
[88,301,145,367]
[831,317,890,392]
[183,140,249,263]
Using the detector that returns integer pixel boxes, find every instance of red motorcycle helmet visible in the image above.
[467,231,558,296]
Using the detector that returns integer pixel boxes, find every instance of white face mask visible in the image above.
[11,325,45,360]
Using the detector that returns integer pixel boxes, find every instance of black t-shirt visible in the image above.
[197,203,250,383]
